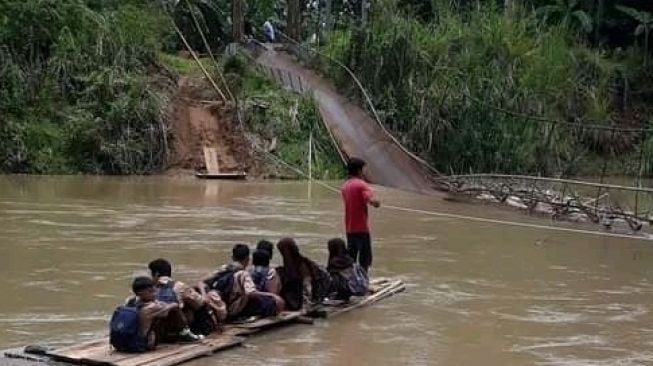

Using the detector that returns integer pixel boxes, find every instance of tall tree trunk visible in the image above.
[594,0,604,45]
[325,0,332,32]
[504,0,512,13]
[645,27,650,68]
[232,0,244,42]
[288,0,303,41]
[361,0,368,25]
[316,0,321,46]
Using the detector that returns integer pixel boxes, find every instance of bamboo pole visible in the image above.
[184,0,234,102]
[308,132,313,200]
[308,132,313,182]
[326,280,405,318]
[171,22,227,102]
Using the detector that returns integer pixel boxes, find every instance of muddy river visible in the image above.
[1,176,653,365]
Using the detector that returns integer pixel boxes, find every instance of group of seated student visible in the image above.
[112,237,369,352]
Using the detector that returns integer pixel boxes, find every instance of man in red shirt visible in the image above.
[341,157,380,272]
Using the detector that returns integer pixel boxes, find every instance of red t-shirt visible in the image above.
[341,177,373,233]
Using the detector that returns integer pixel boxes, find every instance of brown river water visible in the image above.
[1,176,653,365]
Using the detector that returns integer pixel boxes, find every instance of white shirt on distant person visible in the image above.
[263,21,275,42]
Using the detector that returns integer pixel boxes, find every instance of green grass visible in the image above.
[158,52,217,77]
[228,55,344,179]
[159,53,202,75]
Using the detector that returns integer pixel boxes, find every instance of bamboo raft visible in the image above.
[5,279,404,366]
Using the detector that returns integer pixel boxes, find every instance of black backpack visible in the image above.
[190,305,217,336]
[204,266,236,303]
[311,266,332,303]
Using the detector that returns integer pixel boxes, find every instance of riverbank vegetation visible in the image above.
[305,0,653,178]
[0,0,173,174]
[223,55,343,179]
[2,0,652,179]
[0,0,341,176]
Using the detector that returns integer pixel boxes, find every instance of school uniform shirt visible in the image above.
[156,276,204,310]
[266,267,282,294]
[341,177,373,234]
[248,266,282,294]
[128,297,177,348]
[204,290,228,322]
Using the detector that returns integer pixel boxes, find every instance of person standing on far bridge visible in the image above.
[262,20,275,43]
[341,158,380,273]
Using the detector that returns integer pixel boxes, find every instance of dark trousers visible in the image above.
[346,232,372,272]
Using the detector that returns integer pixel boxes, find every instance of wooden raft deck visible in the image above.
[45,333,244,366]
[8,279,405,366]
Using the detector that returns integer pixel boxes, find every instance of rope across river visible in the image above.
[255,145,653,241]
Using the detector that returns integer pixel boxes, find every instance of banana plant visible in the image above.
[616,5,652,68]
[537,0,593,34]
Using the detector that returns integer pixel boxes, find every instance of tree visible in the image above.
[593,0,603,44]
[232,0,244,42]
[287,0,303,41]
[163,0,230,50]
[617,5,653,68]
[537,0,593,34]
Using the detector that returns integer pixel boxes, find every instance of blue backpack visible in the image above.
[155,281,178,304]
[109,299,147,353]
[251,266,269,292]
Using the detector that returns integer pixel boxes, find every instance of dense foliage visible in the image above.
[0,0,172,174]
[2,0,652,178]
[310,0,653,176]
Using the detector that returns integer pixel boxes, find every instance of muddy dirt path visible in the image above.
[167,77,250,174]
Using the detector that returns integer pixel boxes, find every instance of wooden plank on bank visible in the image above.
[195,172,247,180]
[203,147,220,174]
[197,146,247,180]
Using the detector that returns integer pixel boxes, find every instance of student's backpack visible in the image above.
[311,266,332,303]
[190,305,217,336]
[109,299,147,353]
[280,278,303,311]
[347,265,369,296]
[205,266,237,303]
[155,281,178,304]
[251,266,269,292]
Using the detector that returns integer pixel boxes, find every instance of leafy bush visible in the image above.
[0,0,173,174]
[319,1,653,176]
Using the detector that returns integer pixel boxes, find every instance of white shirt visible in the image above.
[263,21,275,41]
